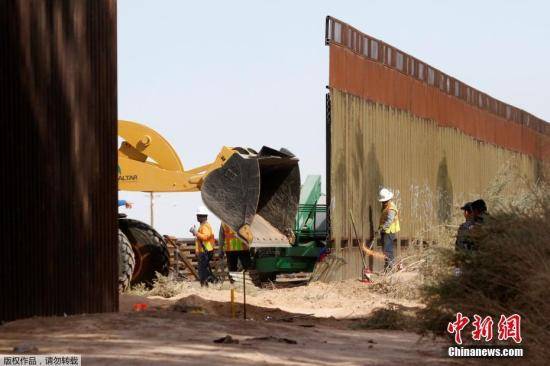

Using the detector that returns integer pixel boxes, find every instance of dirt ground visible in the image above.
[0,280,457,365]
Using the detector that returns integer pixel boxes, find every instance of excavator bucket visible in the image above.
[201,147,300,248]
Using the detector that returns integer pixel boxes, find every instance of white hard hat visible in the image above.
[196,205,209,216]
[378,188,394,202]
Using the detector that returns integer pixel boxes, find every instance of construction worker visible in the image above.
[455,202,475,251]
[219,223,251,273]
[118,199,133,208]
[377,188,400,270]
[190,205,216,286]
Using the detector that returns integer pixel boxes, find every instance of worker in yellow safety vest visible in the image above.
[377,188,400,270]
[219,223,252,273]
[190,206,216,286]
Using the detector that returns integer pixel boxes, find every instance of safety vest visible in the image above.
[379,201,400,234]
[195,222,215,253]
[222,224,246,251]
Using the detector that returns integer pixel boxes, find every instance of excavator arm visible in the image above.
[118,120,235,192]
[117,120,300,248]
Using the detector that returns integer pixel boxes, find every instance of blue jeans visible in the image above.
[198,251,214,285]
[381,232,395,269]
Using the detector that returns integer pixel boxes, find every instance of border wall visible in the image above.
[325,16,550,279]
[0,0,118,322]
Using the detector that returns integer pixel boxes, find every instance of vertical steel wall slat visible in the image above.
[0,0,117,322]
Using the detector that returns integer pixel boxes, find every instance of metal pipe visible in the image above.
[243,270,247,320]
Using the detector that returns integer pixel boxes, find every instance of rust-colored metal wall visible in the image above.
[325,17,549,280]
[326,16,550,161]
[0,1,118,322]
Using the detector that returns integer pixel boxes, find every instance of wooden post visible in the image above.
[164,236,199,280]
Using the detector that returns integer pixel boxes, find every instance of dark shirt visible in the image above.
[455,219,475,251]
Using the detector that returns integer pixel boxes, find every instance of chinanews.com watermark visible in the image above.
[448,346,523,358]
[446,312,524,358]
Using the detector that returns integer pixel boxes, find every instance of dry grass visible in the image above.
[416,159,550,365]
[128,273,190,298]
[368,259,423,301]
[350,304,418,331]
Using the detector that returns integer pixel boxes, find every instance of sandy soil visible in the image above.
[0,280,457,365]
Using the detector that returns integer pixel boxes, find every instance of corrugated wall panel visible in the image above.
[0,0,118,322]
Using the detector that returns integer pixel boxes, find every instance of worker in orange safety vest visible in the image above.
[190,205,216,286]
[219,223,252,273]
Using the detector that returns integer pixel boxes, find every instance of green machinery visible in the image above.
[253,175,328,281]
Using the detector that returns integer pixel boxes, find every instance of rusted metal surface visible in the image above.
[325,16,550,161]
[0,0,117,322]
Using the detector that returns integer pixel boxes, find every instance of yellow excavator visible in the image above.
[117,120,300,290]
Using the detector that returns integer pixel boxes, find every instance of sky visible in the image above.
[118,0,550,237]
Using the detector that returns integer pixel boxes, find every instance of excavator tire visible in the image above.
[119,218,170,287]
[118,229,135,292]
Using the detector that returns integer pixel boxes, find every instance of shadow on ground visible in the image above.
[0,295,456,365]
